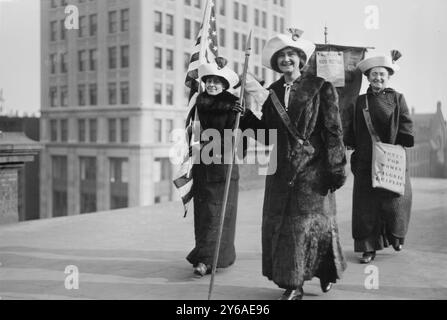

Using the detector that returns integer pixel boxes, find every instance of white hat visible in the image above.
[262,29,316,73]
[198,58,239,90]
[358,51,402,75]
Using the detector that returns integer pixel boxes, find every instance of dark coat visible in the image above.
[344,87,414,250]
[186,91,240,268]
[241,74,347,289]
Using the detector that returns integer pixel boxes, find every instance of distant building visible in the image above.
[0,115,41,221]
[40,0,291,218]
[408,102,447,178]
[0,132,41,225]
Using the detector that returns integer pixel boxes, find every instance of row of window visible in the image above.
[49,9,129,42]
[49,117,130,144]
[214,0,285,18]
[50,0,94,8]
[52,155,129,215]
[48,45,129,75]
[49,82,129,107]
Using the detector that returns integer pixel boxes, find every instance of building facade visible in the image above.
[40,0,290,218]
[408,102,447,178]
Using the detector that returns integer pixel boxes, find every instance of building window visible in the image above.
[255,9,260,26]
[60,86,68,107]
[166,84,174,105]
[50,21,57,41]
[242,34,247,50]
[273,15,278,32]
[185,0,191,6]
[121,9,129,32]
[108,118,117,142]
[79,157,97,214]
[155,11,162,33]
[120,81,129,105]
[50,87,58,107]
[154,119,162,143]
[154,83,162,104]
[219,28,226,47]
[109,47,117,69]
[166,49,174,70]
[219,0,226,15]
[109,11,118,33]
[60,52,67,73]
[50,54,57,74]
[165,119,173,142]
[241,4,247,22]
[52,156,67,217]
[89,49,97,71]
[234,2,239,20]
[155,47,162,69]
[120,118,129,143]
[233,32,239,50]
[89,84,97,106]
[79,16,86,37]
[78,119,86,142]
[121,45,129,68]
[194,0,201,9]
[60,20,66,40]
[78,50,87,72]
[166,14,174,35]
[184,19,191,39]
[50,119,58,141]
[89,14,97,36]
[60,119,68,142]
[110,158,129,210]
[262,11,267,28]
[78,84,86,106]
[280,17,284,33]
[108,82,117,105]
[89,119,97,143]
[254,37,260,55]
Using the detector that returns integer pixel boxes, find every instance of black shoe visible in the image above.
[278,287,304,300]
[359,252,376,264]
[393,244,403,252]
[320,280,333,293]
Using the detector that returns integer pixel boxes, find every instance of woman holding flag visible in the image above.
[185,57,243,277]
[239,30,347,300]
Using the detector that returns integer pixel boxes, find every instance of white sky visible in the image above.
[0,0,446,117]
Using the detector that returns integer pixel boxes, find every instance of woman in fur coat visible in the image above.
[185,58,242,277]
[344,52,414,264]
[239,31,347,300]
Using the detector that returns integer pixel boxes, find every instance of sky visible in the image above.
[0,0,446,117]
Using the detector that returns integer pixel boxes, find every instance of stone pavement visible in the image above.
[0,175,446,300]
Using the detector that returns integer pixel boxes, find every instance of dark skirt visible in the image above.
[352,167,412,252]
[186,165,239,268]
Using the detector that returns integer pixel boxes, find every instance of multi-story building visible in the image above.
[40,0,291,218]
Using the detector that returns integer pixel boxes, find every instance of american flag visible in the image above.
[173,0,219,217]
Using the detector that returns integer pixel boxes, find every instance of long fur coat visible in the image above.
[241,73,347,289]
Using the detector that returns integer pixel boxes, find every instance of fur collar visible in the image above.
[196,91,239,114]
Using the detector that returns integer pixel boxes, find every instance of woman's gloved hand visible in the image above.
[233,101,245,114]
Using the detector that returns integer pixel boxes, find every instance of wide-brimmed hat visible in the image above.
[262,29,316,73]
[358,50,402,75]
[198,57,239,90]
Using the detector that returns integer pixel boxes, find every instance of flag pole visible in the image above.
[207,30,252,301]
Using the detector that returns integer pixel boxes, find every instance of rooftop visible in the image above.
[0,175,446,300]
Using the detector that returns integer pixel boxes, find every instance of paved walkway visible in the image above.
[0,175,446,300]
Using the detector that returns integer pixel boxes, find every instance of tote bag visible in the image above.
[363,96,406,195]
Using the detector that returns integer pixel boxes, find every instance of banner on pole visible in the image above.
[316,51,345,87]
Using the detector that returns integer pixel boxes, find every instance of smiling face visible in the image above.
[276,47,304,74]
[204,76,225,96]
[367,67,391,92]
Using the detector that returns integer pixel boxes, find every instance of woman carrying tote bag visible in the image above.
[344,51,415,264]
